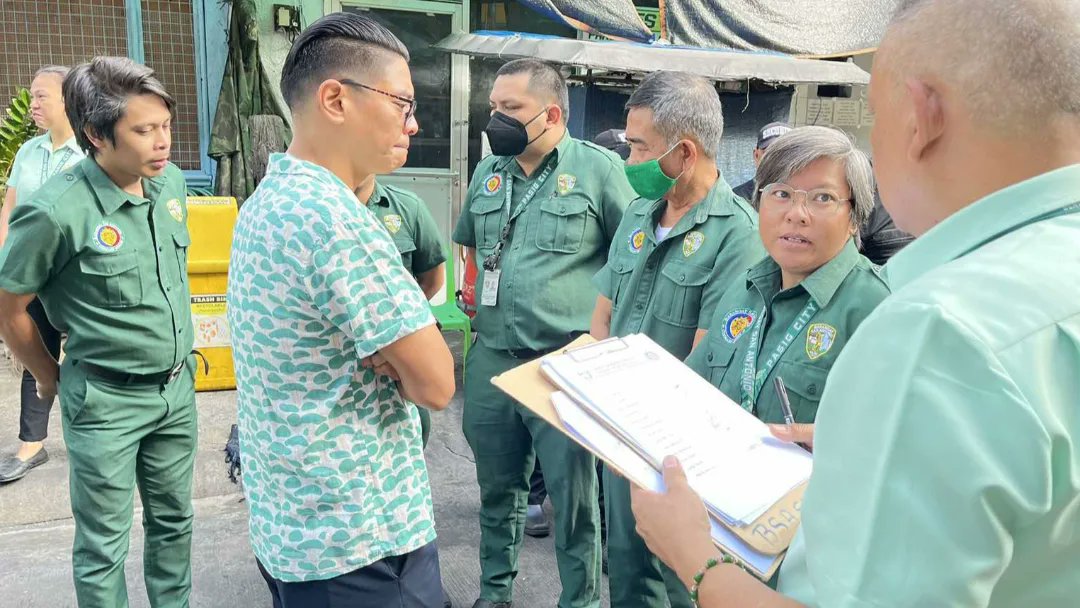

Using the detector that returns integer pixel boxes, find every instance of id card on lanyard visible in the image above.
[480,158,557,307]
[739,299,819,412]
[41,147,75,185]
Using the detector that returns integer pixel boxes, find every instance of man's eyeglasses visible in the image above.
[339,79,417,127]
[759,182,851,215]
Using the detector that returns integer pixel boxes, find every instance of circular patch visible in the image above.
[722,308,755,343]
[94,224,124,252]
[483,174,503,195]
[628,228,646,253]
[167,198,184,222]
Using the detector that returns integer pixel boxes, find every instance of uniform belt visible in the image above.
[504,332,587,360]
[76,351,209,386]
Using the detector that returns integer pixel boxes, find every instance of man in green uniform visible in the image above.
[452,58,635,608]
[590,71,764,608]
[0,57,196,607]
[356,174,447,447]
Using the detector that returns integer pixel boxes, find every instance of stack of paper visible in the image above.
[538,334,813,577]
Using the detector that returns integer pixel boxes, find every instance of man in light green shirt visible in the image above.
[625,1,1080,606]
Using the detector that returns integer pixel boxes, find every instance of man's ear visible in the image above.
[905,77,945,162]
[84,126,105,153]
[544,104,562,127]
[315,79,349,125]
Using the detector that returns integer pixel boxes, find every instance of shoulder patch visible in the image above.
[482,173,503,196]
[382,213,403,234]
[805,323,838,360]
[628,228,646,253]
[167,198,184,222]
[722,308,756,343]
[683,231,705,257]
[93,223,124,252]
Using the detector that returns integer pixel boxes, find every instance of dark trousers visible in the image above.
[529,459,607,537]
[19,297,61,442]
[257,542,443,608]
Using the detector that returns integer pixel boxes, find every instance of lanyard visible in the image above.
[739,299,819,412]
[40,146,75,184]
[482,157,558,271]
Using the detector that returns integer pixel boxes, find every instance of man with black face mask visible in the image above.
[452,58,635,608]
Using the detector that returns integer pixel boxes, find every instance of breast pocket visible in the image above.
[172,231,190,285]
[774,361,829,423]
[653,261,711,328]
[535,196,589,254]
[468,196,505,254]
[79,252,143,308]
[391,236,417,274]
[703,338,738,389]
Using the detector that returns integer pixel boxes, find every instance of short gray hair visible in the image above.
[497,59,569,121]
[626,71,724,159]
[883,0,1080,133]
[753,126,874,238]
[63,57,175,156]
[33,65,69,81]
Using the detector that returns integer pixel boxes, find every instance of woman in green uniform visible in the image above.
[686,125,889,434]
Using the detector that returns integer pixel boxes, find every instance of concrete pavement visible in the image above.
[0,335,612,607]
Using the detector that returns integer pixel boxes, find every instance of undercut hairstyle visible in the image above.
[496,59,570,122]
[33,65,70,82]
[63,57,175,157]
[280,12,409,111]
[884,0,1080,133]
[625,71,724,159]
[754,126,875,240]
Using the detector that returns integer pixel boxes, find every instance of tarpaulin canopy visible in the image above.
[434,31,869,86]
[513,0,897,57]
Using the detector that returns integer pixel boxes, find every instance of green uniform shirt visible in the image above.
[369,181,446,278]
[453,132,635,351]
[685,240,888,424]
[594,178,764,360]
[778,165,1080,606]
[0,157,192,374]
[6,132,85,204]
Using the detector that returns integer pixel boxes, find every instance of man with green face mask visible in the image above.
[589,70,765,608]
[453,58,636,608]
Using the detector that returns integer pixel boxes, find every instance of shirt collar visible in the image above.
[747,239,860,308]
[635,176,741,219]
[884,164,1080,290]
[84,158,152,214]
[266,153,356,196]
[37,132,82,156]
[368,180,391,208]
[494,130,572,176]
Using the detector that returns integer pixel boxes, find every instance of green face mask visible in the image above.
[623,143,684,199]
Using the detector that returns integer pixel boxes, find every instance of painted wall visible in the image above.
[789,53,875,154]
[255,0,326,123]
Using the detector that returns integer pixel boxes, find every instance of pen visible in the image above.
[773,376,796,426]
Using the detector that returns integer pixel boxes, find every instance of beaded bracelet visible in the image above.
[689,553,736,607]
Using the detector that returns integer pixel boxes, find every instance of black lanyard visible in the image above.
[482,157,557,271]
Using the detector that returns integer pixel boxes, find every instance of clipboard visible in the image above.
[491,335,807,580]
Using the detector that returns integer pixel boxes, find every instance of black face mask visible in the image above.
[484,108,548,157]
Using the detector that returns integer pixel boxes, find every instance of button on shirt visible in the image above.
[777,165,1080,606]
[0,158,192,374]
[453,133,635,351]
[594,178,764,360]
[228,153,437,582]
[368,181,446,279]
[684,240,888,423]
[6,133,84,204]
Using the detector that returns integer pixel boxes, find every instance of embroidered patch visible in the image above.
[805,323,838,360]
[557,174,577,195]
[382,214,402,234]
[628,228,646,253]
[93,224,124,252]
[483,174,502,195]
[166,198,184,222]
[722,308,755,343]
[683,231,705,257]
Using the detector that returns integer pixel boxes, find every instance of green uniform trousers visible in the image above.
[463,341,601,608]
[603,465,692,608]
[59,356,197,608]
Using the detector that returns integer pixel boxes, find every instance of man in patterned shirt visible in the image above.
[227,13,455,607]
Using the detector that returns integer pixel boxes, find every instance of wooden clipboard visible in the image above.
[491,335,807,574]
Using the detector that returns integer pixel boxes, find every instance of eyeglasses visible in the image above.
[338,79,417,127]
[759,182,851,215]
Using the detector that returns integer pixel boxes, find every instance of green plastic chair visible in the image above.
[430,252,472,361]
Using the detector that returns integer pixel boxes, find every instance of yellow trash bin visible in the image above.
[186,196,238,391]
